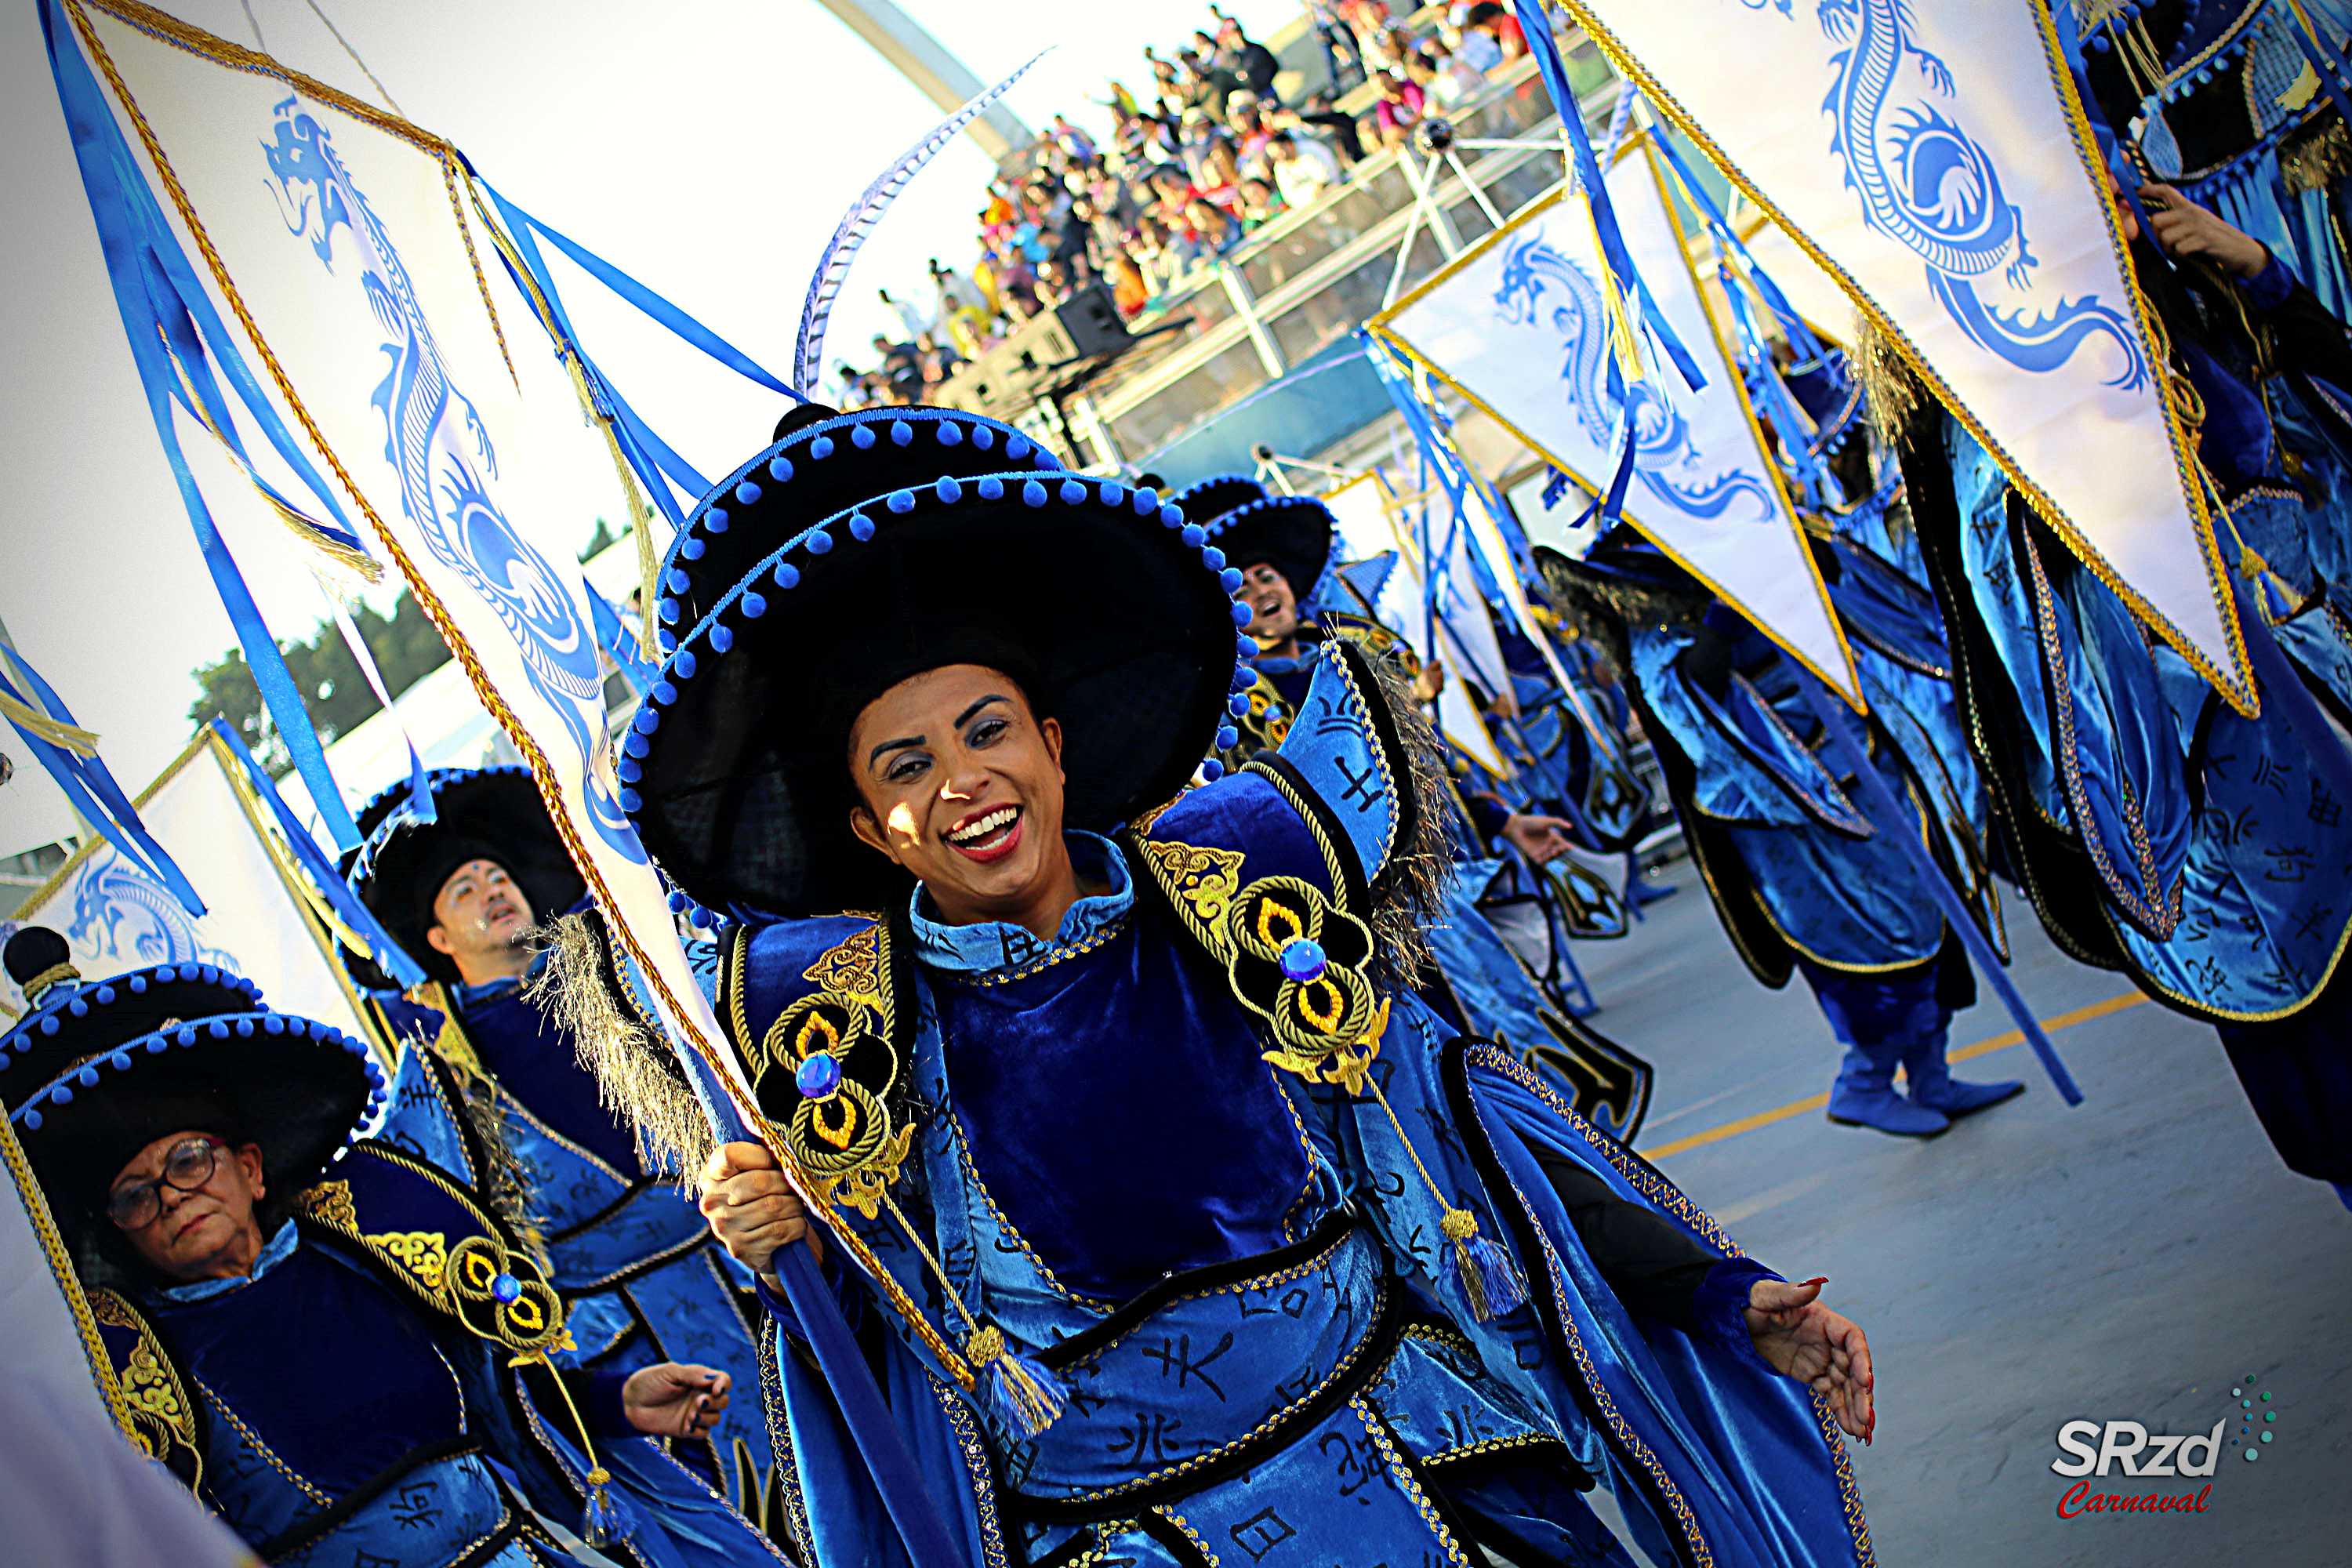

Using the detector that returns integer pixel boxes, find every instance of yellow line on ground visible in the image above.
[1636,991,2150,1161]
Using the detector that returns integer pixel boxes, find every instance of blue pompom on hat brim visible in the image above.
[625,405,1250,923]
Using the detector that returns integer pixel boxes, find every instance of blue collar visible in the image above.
[452,975,522,1010]
[1250,622,1325,678]
[150,1218,300,1304]
[909,831,1134,980]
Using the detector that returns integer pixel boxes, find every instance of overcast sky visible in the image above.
[0,0,1305,855]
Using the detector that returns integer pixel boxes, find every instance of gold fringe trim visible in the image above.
[2281,115,2352,196]
[528,911,716,1189]
[422,1035,547,1264]
[1853,314,1929,452]
[1353,641,1455,982]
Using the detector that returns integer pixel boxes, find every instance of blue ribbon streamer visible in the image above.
[43,0,363,855]
[649,997,965,1568]
[1510,0,1704,394]
[586,581,655,697]
[2050,0,2168,254]
[481,183,802,401]
[1795,677,2083,1105]
[0,648,206,919]
[473,187,703,525]
[208,719,428,993]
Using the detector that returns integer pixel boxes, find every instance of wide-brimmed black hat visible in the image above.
[341,767,584,990]
[622,405,1255,922]
[1171,473,1268,529]
[1204,493,1340,614]
[1,927,382,1263]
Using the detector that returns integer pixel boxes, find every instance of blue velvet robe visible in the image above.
[1633,619,1950,975]
[124,1218,785,1567]
[369,978,780,1514]
[720,649,1869,1566]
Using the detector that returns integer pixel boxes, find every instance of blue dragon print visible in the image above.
[1493,233,1777,522]
[260,100,642,864]
[1806,0,2149,388]
[1,848,238,1007]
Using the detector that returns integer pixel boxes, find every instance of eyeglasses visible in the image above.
[106,1137,227,1232]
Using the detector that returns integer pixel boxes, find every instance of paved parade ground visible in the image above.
[1577,867,2351,1568]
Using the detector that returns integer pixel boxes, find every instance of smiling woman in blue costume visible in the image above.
[594,398,1881,1567]
[342,768,789,1530]
[0,927,789,1567]
[1185,474,1654,1144]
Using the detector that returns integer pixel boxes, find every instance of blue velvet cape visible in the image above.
[368,982,782,1518]
[1940,414,2352,1021]
[716,646,1871,1566]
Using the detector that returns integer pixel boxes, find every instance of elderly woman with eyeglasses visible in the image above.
[1,927,793,1568]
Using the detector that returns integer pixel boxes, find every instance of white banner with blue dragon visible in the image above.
[56,1,753,1104]
[1372,136,1864,706]
[1548,0,2253,710]
[0,726,370,1044]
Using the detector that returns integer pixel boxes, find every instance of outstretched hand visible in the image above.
[1501,812,1577,866]
[623,1363,731,1439]
[1744,1277,1875,1444]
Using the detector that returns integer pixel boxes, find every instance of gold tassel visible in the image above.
[0,689,100,756]
[527,912,716,1185]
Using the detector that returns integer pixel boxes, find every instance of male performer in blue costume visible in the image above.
[601,401,1878,1566]
[0,927,789,1566]
[1187,472,1653,1139]
[1536,525,2022,1142]
[1895,182,2352,1205]
[345,769,786,1518]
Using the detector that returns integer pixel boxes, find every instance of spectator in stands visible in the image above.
[1194,137,1246,212]
[1210,7,1283,100]
[1147,162,1199,228]
[1133,214,1189,295]
[1409,46,1486,114]
[878,285,930,343]
[1290,89,1367,162]
[1050,112,1097,162]
[1371,67,1425,150]
[1464,2,1527,68]
[1181,196,1241,261]
[1108,249,1152,317]
[1268,127,1345,209]
[1236,175,1287,230]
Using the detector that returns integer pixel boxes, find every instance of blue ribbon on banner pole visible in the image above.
[478,181,804,402]
[474,188,705,525]
[42,0,364,854]
[1509,0,1704,394]
[0,648,207,919]
[586,581,655,696]
[209,719,430,993]
[1795,676,2083,1105]
[2050,0,2167,251]
[652,1008,965,1568]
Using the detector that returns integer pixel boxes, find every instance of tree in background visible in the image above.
[187,594,452,771]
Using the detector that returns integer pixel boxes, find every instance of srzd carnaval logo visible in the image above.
[2048,1372,2285,1519]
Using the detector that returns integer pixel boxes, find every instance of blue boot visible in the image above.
[1900,1033,2025,1119]
[1826,1042,1951,1137]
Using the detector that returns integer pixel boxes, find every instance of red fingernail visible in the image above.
[1801,1276,1828,1287]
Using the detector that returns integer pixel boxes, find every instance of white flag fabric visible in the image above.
[1549,0,2251,710]
[1373,137,1862,705]
[1319,474,1514,778]
[0,728,371,1044]
[63,5,751,1107]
